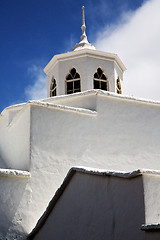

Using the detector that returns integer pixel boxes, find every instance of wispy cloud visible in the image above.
[25,65,47,100]
[95,0,160,101]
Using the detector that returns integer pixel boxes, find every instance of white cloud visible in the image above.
[25,65,47,100]
[95,0,160,101]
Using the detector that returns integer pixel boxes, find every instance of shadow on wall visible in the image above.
[30,172,153,240]
[0,154,8,169]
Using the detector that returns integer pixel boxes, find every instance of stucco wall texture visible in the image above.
[33,172,160,240]
[0,90,160,238]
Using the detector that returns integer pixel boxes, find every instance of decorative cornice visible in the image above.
[43,49,126,74]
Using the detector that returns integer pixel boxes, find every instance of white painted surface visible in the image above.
[0,174,30,240]
[0,90,160,238]
[143,174,160,225]
[0,168,30,177]
[29,91,160,172]
[27,91,160,236]
[72,6,96,52]
[0,105,30,170]
[44,50,125,97]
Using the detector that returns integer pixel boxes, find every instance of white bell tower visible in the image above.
[44,6,126,97]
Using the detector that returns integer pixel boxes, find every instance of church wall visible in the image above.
[114,62,124,92]
[38,93,160,172]
[0,175,30,240]
[33,173,151,240]
[1,93,159,237]
[44,93,97,111]
[47,63,59,98]
[96,95,160,171]
[20,94,160,235]
[143,174,160,225]
[26,104,97,233]
[47,54,122,97]
[85,55,115,91]
[0,105,30,170]
[55,56,88,95]
[0,114,9,168]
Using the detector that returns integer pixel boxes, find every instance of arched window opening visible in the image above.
[116,76,122,94]
[93,67,109,91]
[66,67,81,94]
[50,77,57,97]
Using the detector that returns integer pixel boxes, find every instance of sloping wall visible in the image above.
[32,172,148,240]
[1,91,160,238]
[27,92,160,233]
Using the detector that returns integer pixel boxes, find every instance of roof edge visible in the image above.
[141,224,160,231]
[28,101,97,116]
[0,168,30,178]
[43,49,126,74]
[71,167,160,178]
[41,89,160,106]
[2,89,160,117]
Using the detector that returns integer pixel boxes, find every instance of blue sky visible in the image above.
[0,0,159,113]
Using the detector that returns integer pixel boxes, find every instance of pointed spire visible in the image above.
[73,6,96,51]
[81,6,87,42]
[82,6,85,26]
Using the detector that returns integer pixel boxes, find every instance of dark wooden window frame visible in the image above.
[93,67,109,91]
[50,77,57,97]
[116,76,122,94]
[66,68,81,94]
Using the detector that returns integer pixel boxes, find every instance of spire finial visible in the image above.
[82,6,85,26]
[81,6,87,42]
[72,6,96,51]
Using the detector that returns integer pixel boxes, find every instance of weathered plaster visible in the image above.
[1,90,160,238]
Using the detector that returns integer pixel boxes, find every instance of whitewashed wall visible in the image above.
[0,90,160,238]
[33,172,160,240]
[0,172,30,240]
[31,92,160,172]
[46,51,124,97]
[0,105,30,170]
[143,174,160,225]
[25,92,160,234]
